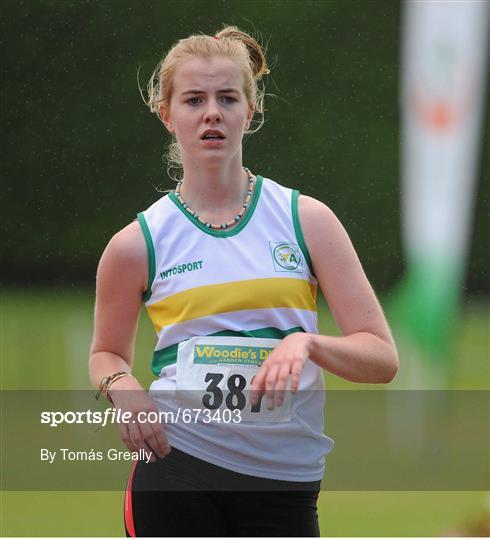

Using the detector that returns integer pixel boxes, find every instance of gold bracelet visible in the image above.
[95,371,131,401]
[106,372,133,402]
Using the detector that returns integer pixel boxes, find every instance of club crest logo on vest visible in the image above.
[269,242,303,273]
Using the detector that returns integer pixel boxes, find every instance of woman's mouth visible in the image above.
[200,129,226,147]
[201,135,225,146]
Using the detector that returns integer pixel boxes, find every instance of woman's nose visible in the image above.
[203,100,222,123]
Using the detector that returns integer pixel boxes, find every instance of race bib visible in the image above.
[175,336,292,422]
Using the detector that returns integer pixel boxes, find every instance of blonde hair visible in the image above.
[145,25,270,181]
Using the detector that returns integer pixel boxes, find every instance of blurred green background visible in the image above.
[2,0,488,537]
[2,0,488,290]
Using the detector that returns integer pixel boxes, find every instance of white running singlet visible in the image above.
[137,176,334,481]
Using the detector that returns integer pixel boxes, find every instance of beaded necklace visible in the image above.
[174,167,255,230]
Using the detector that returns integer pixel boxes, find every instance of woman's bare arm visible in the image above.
[299,194,398,383]
[89,221,147,386]
[89,221,170,460]
[251,194,398,409]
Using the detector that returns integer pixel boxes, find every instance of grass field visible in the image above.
[2,491,488,537]
[1,288,489,536]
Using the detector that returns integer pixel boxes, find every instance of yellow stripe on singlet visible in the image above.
[147,277,317,333]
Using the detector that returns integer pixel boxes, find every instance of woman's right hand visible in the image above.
[108,374,171,462]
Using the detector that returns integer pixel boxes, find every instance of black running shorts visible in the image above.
[124,446,321,537]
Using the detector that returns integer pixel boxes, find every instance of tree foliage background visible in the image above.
[3,0,488,293]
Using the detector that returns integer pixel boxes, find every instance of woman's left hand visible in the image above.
[250,332,313,410]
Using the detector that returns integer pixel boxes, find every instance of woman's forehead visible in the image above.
[173,56,244,92]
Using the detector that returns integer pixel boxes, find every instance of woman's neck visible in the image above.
[178,159,251,215]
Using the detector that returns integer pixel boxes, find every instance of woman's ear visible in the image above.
[246,104,254,130]
[159,104,174,133]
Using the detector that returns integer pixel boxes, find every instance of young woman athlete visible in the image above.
[89,26,399,537]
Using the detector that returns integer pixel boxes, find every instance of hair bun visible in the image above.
[215,25,270,80]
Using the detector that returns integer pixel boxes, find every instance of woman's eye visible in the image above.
[186,96,236,105]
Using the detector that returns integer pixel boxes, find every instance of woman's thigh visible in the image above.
[217,490,320,537]
[126,456,229,537]
[125,449,320,537]
[128,489,320,538]
[129,490,229,537]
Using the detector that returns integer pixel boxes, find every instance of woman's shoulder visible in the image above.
[297,194,352,253]
[96,220,148,299]
[298,194,334,220]
[102,221,147,269]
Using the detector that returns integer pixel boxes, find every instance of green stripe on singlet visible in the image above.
[151,326,305,375]
[291,190,315,277]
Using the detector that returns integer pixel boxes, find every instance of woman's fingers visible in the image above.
[290,360,303,394]
[114,408,170,461]
[274,361,291,406]
[116,420,136,453]
[250,372,265,405]
[142,419,171,459]
[110,390,171,461]
[264,362,280,410]
[126,420,158,462]
[251,349,307,408]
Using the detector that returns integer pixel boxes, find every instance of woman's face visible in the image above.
[161,56,253,167]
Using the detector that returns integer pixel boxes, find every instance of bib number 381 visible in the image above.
[176,337,292,423]
[203,372,262,412]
